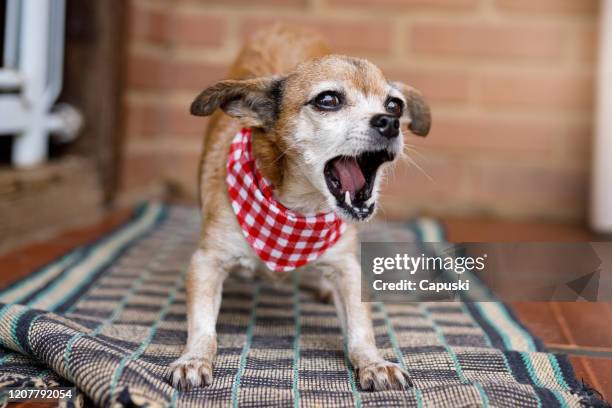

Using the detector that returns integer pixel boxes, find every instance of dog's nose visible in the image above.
[370,114,400,139]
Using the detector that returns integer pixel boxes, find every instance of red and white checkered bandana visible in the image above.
[226,128,346,272]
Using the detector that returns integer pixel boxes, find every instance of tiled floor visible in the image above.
[0,209,133,289]
[0,210,610,405]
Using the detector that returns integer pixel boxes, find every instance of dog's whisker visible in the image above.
[375,199,387,218]
[403,145,432,164]
[403,153,434,183]
[402,144,427,162]
[271,144,299,166]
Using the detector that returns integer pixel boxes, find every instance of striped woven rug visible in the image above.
[0,203,606,407]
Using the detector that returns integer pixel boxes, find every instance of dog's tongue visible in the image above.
[332,157,366,197]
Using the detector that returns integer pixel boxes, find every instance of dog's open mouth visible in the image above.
[324,150,395,220]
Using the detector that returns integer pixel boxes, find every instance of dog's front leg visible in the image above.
[170,249,227,389]
[327,256,411,391]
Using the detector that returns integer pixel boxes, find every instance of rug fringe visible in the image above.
[574,379,611,408]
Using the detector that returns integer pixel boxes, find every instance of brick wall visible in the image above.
[122,0,598,221]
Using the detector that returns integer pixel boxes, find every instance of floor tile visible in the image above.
[552,302,612,349]
[511,301,571,345]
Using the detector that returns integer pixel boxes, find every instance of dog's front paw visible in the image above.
[170,356,213,390]
[357,360,412,391]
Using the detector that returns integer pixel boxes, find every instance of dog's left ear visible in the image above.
[190,76,284,130]
[391,82,431,137]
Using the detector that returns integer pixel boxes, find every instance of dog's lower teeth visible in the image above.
[345,191,352,206]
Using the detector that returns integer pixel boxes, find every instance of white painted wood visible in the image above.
[11,0,51,167]
[1,0,81,167]
[0,97,29,132]
[2,0,20,69]
[592,0,612,233]
[0,70,22,90]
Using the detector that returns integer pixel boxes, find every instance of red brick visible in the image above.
[172,59,227,90]
[382,66,471,104]
[164,107,208,137]
[575,25,599,63]
[327,0,478,11]
[383,157,471,203]
[121,0,597,222]
[130,5,227,48]
[241,17,394,54]
[180,0,307,7]
[125,104,142,137]
[174,13,228,48]
[496,0,599,15]
[124,105,161,138]
[409,22,565,60]
[474,164,589,212]
[129,5,174,46]
[477,71,594,111]
[127,54,227,91]
[424,115,562,156]
[560,122,592,160]
[162,151,201,197]
[125,104,207,139]
[126,54,170,91]
[120,151,164,191]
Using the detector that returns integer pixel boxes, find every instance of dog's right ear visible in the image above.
[190,76,284,130]
[390,82,431,137]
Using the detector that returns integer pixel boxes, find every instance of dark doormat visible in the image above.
[0,203,608,407]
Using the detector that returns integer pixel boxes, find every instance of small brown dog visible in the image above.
[171,26,431,391]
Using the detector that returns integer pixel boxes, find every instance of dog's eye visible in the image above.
[313,91,342,111]
[385,97,403,117]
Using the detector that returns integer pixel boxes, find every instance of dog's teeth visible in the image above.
[345,191,352,207]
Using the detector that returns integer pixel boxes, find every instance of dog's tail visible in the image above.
[228,24,331,79]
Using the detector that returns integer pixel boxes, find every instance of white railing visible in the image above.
[592,0,612,233]
[0,0,82,167]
